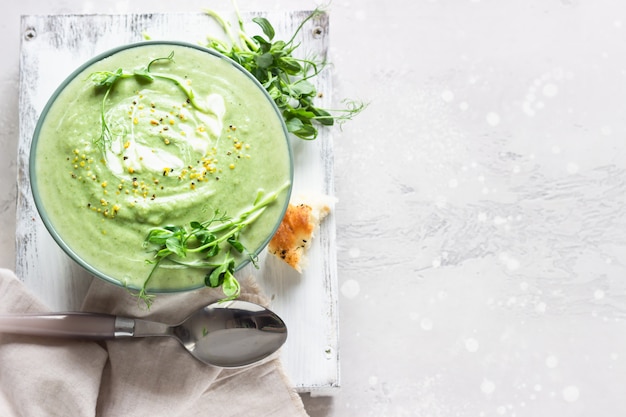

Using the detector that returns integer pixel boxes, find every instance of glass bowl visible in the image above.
[30,41,293,294]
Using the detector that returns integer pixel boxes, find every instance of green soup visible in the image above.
[31,42,292,292]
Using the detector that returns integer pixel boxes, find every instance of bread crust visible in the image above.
[268,202,330,272]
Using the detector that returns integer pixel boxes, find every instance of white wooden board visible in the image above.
[16,11,338,393]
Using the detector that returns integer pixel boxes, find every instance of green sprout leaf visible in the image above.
[221,270,241,301]
[252,16,275,40]
[227,235,245,253]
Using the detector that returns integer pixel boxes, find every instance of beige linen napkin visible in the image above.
[0,268,308,417]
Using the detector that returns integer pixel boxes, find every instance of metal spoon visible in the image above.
[0,300,287,368]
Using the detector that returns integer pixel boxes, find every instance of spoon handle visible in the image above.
[0,312,124,339]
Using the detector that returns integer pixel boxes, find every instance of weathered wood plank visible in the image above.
[16,11,338,393]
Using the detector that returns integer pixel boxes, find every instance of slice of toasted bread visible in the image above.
[268,195,333,272]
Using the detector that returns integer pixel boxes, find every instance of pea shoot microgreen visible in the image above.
[135,184,289,307]
[204,6,366,140]
[89,51,208,149]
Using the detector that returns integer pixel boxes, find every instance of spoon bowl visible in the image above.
[182,301,288,367]
[0,300,287,368]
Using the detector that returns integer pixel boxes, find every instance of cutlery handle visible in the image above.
[0,313,127,339]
